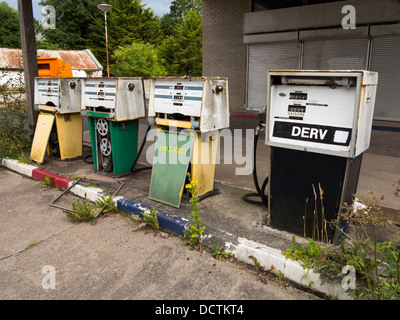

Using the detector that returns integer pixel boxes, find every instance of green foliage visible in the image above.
[282,236,325,270]
[25,242,39,250]
[38,175,54,188]
[182,173,205,246]
[95,195,118,215]
[130,207,160,230]
[395,180,400,224]
[36,41,63,50]
[0,88,32,160]
[249,256,265,275]
[110,42,166,77]
[160,0,202,36]
[159,10,202,76]
[210,245,231,260]
[282,191,400,300]
[0,2,21,48]
[38,0,102,50]
[36,0,203,78]
[87,0,163,73]
[64,198,96,223]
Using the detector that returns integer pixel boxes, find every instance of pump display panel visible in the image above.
[266,70,378,158]
[148,77,229,132]
[152,78,204,117]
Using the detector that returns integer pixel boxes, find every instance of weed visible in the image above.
[273,269,288,282]
[131,207,160,230]
[395,180,400,224]
[16,152,31,164]
[181,173,206,247]
[95,195,118,216]
[26,242,38,250]
[210,245,231,260]
[249,255,265,274]
[282,236,324,270]
[38,175,54,188]
[0,78,31,160]
[64,198,96,223]
[282,189,400,300]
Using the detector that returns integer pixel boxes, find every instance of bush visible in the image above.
[109,42,166,78]
[0,92,32,160]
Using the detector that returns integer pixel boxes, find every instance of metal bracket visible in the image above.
[49,177,125,218]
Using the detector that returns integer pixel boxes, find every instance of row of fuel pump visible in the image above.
[30,76,229,209]
[30,70,379,243]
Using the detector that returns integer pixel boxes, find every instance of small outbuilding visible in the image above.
[0,48,103,87]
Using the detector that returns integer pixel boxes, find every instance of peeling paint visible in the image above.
[116,197,188,236]
[224,237,352,300]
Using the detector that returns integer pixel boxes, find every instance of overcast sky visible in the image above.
[4,0,173,21]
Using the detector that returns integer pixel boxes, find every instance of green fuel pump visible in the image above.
[81,77,146,176]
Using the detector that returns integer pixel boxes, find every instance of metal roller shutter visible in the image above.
[370,35,400,121]
[247,42,300,111]
[302,38,369,70]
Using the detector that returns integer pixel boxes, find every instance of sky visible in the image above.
[4,0,173,21]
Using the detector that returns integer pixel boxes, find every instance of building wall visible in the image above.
[0,69,102,87]
[202,0,251,113]
[242,0,400,121]
[0,69,24,87]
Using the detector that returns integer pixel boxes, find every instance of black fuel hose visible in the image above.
[242,126,268,206]
[130,124,153,172]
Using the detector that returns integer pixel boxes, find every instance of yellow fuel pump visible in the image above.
[147,77,229,208]
[30,76,82,164]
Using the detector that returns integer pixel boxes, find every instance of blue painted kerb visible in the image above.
[116,197,188,236]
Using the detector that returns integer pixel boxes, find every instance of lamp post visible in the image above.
[97,4,113,77]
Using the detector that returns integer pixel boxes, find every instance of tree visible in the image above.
[87,0,163,74]
[38,0,101,50]
[110,42,166,78]
[0,2,21,48]
[159,10,202,77]
[160,0,202,36]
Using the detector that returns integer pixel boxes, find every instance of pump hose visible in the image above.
[130,124,153,172]
[242,127,268,206]
[82,123,153,172]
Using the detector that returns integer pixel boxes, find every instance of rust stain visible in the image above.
[0,48,23,69]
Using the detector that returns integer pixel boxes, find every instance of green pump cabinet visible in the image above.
[81,77,146,175]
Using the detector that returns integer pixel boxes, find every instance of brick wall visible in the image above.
[202,0,251,113]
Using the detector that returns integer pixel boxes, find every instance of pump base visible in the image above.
[268,147,362,243]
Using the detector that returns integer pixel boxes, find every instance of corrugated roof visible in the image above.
[0,48,103,71]
[0,48,23,69]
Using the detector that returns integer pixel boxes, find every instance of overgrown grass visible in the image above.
[283,190,400,300]
[0,87,32,160]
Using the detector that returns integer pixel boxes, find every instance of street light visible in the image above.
[97,4,113,77]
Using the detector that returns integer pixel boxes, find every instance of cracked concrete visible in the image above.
[0,168,316,301]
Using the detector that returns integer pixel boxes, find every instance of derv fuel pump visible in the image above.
[266,70,378,242]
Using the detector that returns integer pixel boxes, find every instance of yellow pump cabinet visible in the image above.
[30,77,82,164]
[147,77,229,208]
